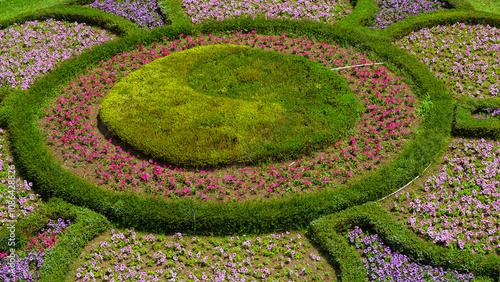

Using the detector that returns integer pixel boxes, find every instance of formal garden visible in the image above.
[0,0,499,280]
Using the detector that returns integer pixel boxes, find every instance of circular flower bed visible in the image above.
[392,138,500,255]
[392,23,500,98]
[0,218,71,282]
[347,226,475,281]
[99,43,358,167]
[0,19,116,91]
[40,31,418,202]
[74,230,334,281]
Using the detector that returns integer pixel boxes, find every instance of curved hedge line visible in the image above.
[308,201,500,281]
[453,97,500,139]
[0,10,455,235]
[0,197,110,281]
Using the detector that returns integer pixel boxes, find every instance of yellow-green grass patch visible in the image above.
[100,44,359,168]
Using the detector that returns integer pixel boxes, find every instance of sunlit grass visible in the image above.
[468,0,500,15]
[0,0,72,22]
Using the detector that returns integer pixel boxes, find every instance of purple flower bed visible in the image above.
[348,226,475,281]
[90,0,165,29]
[0,218,71,282]
[0,128,42,226]
[372,0,447,29]
[475,108,500,119]
[393,23,500,98]
[181,0,353,25]
[75,230,334,281]
[393,138,500,254]
[0,19,115,91]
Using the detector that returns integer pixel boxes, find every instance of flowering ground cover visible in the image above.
[72,229,336,281]
[0,19,117,91]
[89,0,165,30]
[387,138,500,255]
[38,31,419,202]
[0,218,71,281]
[0,128,42,226]
[347,226,475,281]
[180,0,353,25]
[99,43,358,167]
[371,0,447,29]
[392,22,500,98]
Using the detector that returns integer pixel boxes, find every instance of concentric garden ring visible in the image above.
[99,44,358,168]
[7,25,451,234]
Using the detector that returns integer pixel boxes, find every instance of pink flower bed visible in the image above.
[40,31,418,202]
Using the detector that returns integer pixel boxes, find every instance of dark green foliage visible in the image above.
[453,97,500,139]
[308,202,500,281]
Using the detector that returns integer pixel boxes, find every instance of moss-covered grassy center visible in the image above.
[99,44,359,167]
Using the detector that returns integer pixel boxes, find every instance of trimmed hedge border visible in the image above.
[308,201,500,281]
[453,97,500,140]
[0,197,110,281]
[0,4,456,235]
[1,0,500,280]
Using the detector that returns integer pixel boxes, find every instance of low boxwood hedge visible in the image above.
[453,97,500,139]
[0,197,110,281]
[308,201,500,281]
[0,15,454,235]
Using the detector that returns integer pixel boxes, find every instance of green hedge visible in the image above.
[308,201,500,281]
[0,3,141,37]
[0,10,457,235]
[0,197,110,281]
[452,97,500,139]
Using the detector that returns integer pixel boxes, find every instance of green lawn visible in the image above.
[468,0,500,14]
[0,0,72,22]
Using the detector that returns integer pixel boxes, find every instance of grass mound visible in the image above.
[99,44,358,167]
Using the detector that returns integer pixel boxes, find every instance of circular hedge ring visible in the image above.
[99,44,359,167]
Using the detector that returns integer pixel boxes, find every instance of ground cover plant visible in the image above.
[0,19,116,91]
[347,226,475,281]
[0,218,71,281]
[99,43,359,167]
[72,228,336,281]
[371,0,447,29]
[389,138,500,255]
[392,22,500,98]
[38,31,419,202]
[0,128,42,226]
[2,0,500,280]
[90,0,165,30]
[467,0,500,15]
[179,0,353,26]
